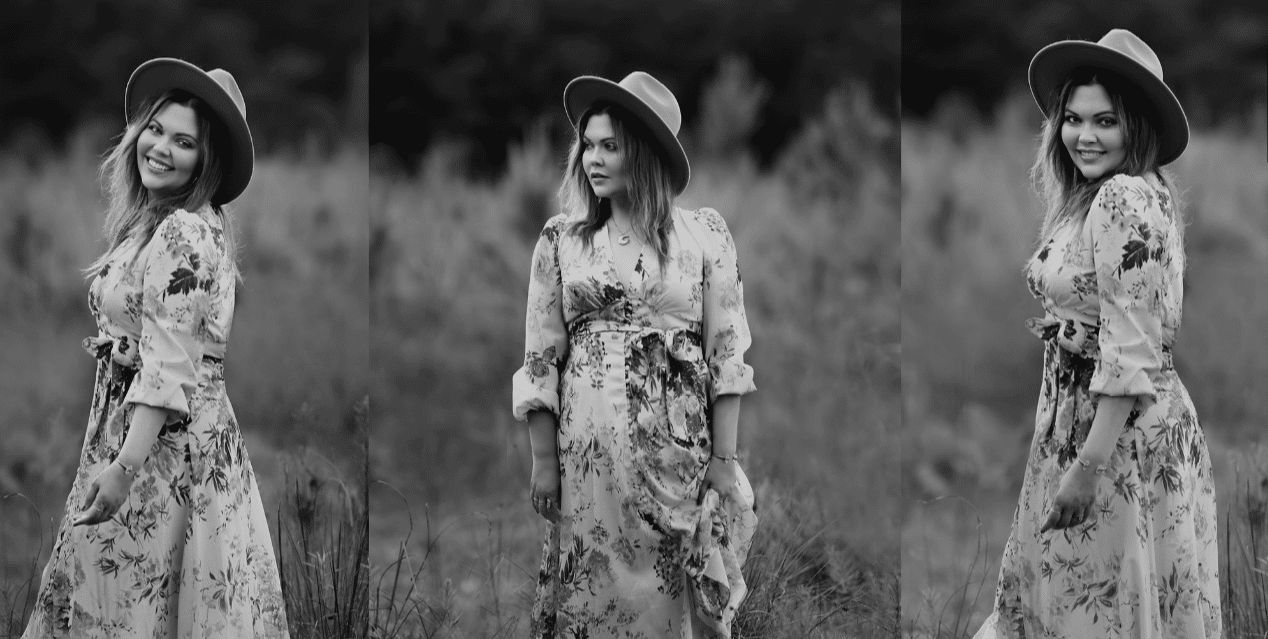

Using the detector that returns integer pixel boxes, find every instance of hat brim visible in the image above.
[125,58,254,205]
[564,76,690,195]
[1029,41,1188,165]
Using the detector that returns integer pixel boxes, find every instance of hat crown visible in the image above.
[206,69,247,119]
[617,71,682,136]
[1098,29,1164,80]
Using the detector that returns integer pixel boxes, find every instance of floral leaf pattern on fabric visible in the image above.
[513,207,757,638]
[976,175,1220,639]
[24,207,289,639]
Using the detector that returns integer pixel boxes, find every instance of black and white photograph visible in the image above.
[369,0,899,636]
[2,0,1265,638]
[0,3,369,638]
[901,3,1267,638]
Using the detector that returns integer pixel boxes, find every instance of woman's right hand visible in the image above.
[530,456,562,523]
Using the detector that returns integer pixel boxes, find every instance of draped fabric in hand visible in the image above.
[976,174,1220,639]
[24,207,290,639]
[513,207,758,638]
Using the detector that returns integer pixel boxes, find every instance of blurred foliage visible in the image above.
[0,0,368,156]
[902,0,1267,125]
[371,0,898,174]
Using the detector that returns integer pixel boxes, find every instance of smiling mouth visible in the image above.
[146,157,174,173]
[1076,150,1105,161]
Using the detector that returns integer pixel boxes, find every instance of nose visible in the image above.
[1077,125,1096,144]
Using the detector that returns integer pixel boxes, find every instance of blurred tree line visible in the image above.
[903,0,1267,124]
[0,0,368,157]
[371,0,899,175]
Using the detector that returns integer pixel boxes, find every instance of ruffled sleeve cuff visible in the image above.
[512,364,560,421]
[124,357,197,420]
[1089,358,1157,399]
[710,359,756,401]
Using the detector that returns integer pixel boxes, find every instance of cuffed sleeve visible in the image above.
[512,215,570,421]
[698,208,755,401]
[124,210,214,422]
[1088,174,1167,399]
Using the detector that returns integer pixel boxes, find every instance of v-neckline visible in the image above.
[602,217,648,294]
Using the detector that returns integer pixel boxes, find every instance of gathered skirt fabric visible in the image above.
[976,336,1221,639]
[530,321,757,639]
[23,356,289,639]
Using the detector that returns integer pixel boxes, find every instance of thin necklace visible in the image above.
[612,217,638,246]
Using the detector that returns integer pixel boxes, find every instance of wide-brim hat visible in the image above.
[125,58,254,204]
[1029,28,1188,165]
[564,71,690,195]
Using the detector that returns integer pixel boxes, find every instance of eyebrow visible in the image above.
[583,133,616,143]
[1064,108,1117,118]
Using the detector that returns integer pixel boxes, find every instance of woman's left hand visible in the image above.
[1041,462,1100,533]
[73,461,134,527]
[699,457,740,504]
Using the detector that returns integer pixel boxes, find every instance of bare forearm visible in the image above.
[1079,395,1135,466]
[711,394,741,457]
[527,410,559,462]
[116,404,168,469]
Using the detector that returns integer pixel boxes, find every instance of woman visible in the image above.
[512,71,758,637]
[24,59,289,638]
[975,30,1220,638]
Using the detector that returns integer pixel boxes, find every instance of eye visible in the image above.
[1063,114,1079,124]
[147,121,161,133]
[1098,117,1118,127]
[605,142,617,152]
[178,138,195,149]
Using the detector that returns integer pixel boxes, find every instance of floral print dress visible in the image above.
[513,207,758,638]
[24,207,289,639]
[976,174,1221,638]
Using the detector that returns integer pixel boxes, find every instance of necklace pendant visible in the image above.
[618,234,631,246]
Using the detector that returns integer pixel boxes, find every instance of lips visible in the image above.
[1076,149,1104,162]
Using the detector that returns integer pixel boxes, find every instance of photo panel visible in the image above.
[901,2,1268,637]
[369,0,900,636]
[0,3,370,637]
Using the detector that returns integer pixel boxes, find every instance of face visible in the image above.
[581,113,627,201]
[136,101,201,195]
[1061,83,1125,180]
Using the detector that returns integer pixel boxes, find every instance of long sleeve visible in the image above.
[698,208,755,401]
[512,215,570,421]
[1088,174,1168,399]
[123,210,215,422]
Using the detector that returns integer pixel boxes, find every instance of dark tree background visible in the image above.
[371,0,899,174]
[0,0,368,155]
[902,0,1267,124]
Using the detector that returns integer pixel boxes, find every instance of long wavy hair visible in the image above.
[1031,67,1184,244]
[561,101,676,269]
[87,89,237,278]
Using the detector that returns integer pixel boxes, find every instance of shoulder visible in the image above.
[679,207,733,239]
[1091,173,1154,215]
[151,207,225,264]
[538,213,571,245]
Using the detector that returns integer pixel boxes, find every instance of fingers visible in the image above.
[81,482,100,511]
[1040,505,1062,533]
[530,488,561,523]
[73,499,111,527]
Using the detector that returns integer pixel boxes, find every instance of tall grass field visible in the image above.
[0,125,370,638]
[901,95,1268,638]
[369,72,902,636]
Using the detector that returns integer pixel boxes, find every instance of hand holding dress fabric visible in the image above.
[72,461,134,526]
